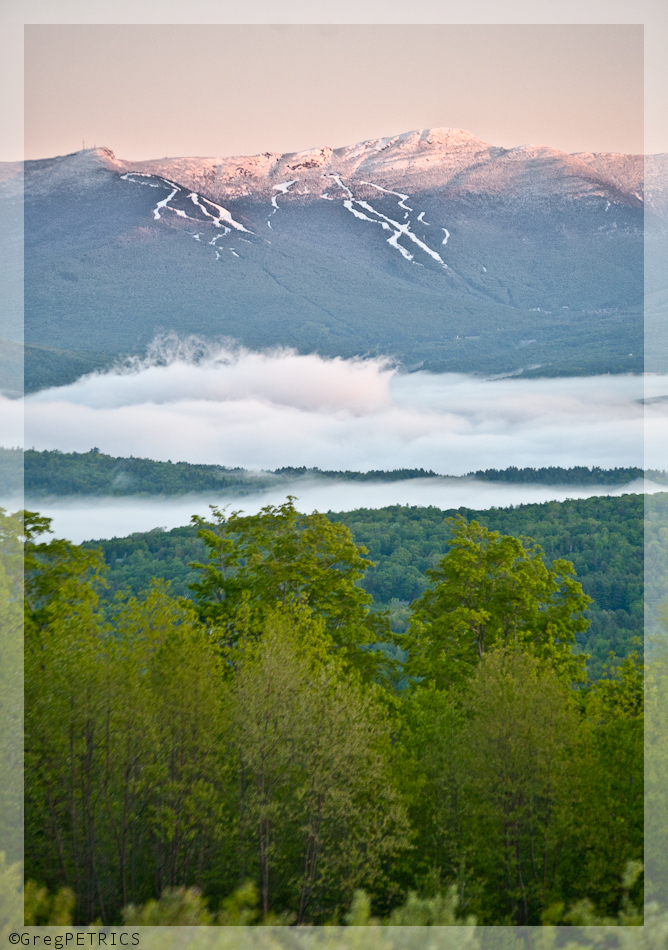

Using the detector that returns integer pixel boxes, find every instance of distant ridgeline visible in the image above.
[472,465,653,485]
[1,447,666,497]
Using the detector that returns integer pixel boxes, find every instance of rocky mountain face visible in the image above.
[107,127,655,208]
[4,128,665,392]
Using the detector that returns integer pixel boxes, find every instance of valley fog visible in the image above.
[8,342,666,472]
[5,477,662,545]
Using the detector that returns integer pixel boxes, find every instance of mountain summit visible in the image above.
[6,128,664,392]
[98,127,653,210]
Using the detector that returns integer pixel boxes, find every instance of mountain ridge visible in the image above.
[4,127,662,391]
[19,127,659,212]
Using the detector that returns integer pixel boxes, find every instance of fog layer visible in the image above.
[9,342,664,473]
[5,478,661,545]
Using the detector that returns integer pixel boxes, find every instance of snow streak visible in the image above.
[321,174,448,267]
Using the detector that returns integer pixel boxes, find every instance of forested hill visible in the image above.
[83,491,663,679]
[472,465,652,485]
[2,446,665,496]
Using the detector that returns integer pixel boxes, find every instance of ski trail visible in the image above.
[387,232,413,261]
[270,180,298,218]
[153,187,179,220]
[273,180,298,194]
[359,180,412,211]
[120,172,161,188]
[417,211,430,225]
[188,192,251,232]
[442,229,450,245]
[354,199,447,267]
[329,176,444,266]
[326,174,353,198]
[343,200,390,229]
[122,171,249,234]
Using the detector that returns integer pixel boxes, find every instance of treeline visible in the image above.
[88,493,646,679]
[18,448,261,497]
[14,449,441,497]
[273,466,440,481]
[0,446,22,495]
[3,446,664,497]
[20,502,644,927]
[472,465,658,485]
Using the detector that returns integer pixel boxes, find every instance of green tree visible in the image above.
[647,609,668,908]
[190,498,389,678]
[0,509,25,869]
[455,651,579,925]
[24,513,225,924]
[225,607,409,921]
[563,645,644,915]
[391,686,464,898]
[405,517,591,689]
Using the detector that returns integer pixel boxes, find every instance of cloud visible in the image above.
[7,338,666,474]
[13,477,664,546]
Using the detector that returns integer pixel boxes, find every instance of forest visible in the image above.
[13,491,654,928]
[2,446,664,497]
[88,493,649,678]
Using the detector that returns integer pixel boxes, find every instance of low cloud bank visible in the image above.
[4,338,666,473]
[6,477,662,545]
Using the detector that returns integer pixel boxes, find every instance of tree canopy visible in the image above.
[17,498,648,927]
[405,516,591,689]
[189,498,388,679]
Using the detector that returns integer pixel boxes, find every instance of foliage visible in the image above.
[23,881,75,926]
[19,447,260,497]
[332,493,645,678]
[189,499,389,679]
[225,609,409,921]
[455,653,580,924]
[0,853,23,939]
[646,616,668,908]
[16,446,661,498]
[404,517,590,689]
[0,509,24,865]
[23,505,645,927]
[472,465,653,485]
[87,493,647,679]
[24,516,225,924]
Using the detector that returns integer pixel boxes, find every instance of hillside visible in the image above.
[81,491,659,679]
[3,128,662,392]
[3,447,660,497]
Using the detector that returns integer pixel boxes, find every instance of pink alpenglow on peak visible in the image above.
[86,126,655,210]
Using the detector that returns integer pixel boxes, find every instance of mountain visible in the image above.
[4,128,666,392]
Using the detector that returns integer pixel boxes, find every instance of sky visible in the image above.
[22,23,644,161]
[1,0,666,163]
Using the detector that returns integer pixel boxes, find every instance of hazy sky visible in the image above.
[0,1,664,162]
[24,23,644,160]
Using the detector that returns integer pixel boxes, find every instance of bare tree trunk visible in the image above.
[297,792,324,924]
